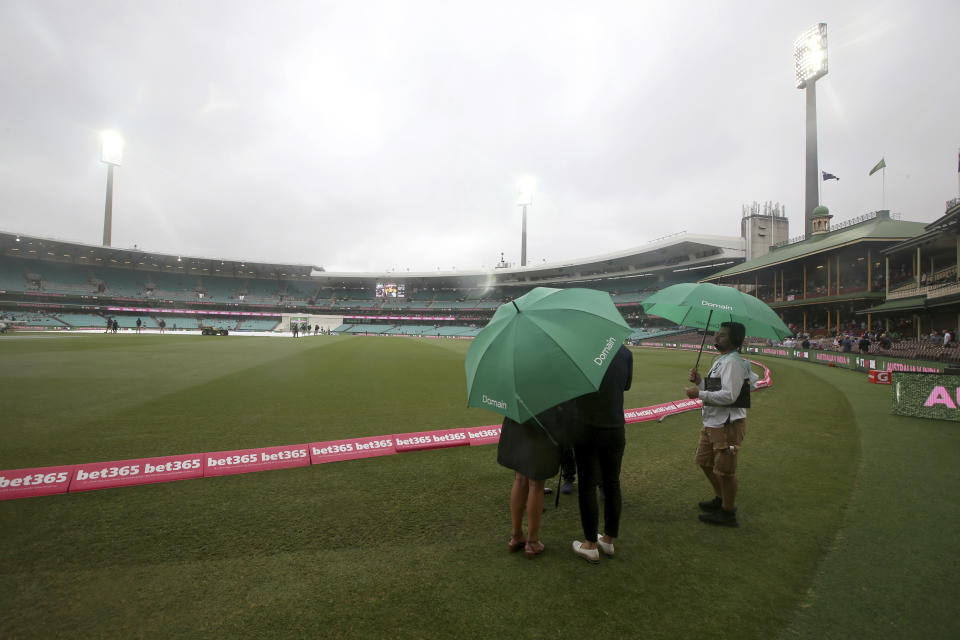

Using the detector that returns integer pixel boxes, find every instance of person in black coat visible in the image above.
[571,344,633,563]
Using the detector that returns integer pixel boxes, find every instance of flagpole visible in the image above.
[882,165,886,210]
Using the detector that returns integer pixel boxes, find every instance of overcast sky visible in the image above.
[1,0,958,272]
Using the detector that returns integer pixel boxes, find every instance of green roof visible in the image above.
[704,214,927,280]
[856,295,926,314]
[769,291,883,309]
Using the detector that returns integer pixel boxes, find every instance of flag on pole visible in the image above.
[869,158,886,176]
[821,171,839,181]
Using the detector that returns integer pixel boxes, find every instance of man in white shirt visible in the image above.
[685,322,750,527]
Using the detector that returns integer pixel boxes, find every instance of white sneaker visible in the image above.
[596,534,615,557]
[572,540,600,564]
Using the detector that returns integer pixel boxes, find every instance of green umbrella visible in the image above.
[640,282,792,368]
[464,287,632,430]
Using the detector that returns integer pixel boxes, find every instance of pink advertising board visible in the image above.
[203,444,310,477]
[623,399,702,423]
[0,465,74,500]
[69,454,204,492]
[466,424,502,446]
[393,428,471,452]
[309,436,397,464]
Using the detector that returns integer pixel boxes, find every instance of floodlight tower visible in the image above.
[794,23,828,240]
[517,177,535,267]
[100,130,124,247]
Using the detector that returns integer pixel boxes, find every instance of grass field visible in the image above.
[1,333,957,639]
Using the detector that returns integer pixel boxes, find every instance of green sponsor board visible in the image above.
[741,346,944,375]
[640,341,947,377]
[891,373,960,422]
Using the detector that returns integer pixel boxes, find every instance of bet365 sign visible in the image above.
[891,373,960,422]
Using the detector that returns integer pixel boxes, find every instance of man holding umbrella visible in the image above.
[685,321,750,528]
[642,282,788,528]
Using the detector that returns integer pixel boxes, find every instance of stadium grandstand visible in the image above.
[0,229,744,337]
[703,202,960,346]
[5,197,960,357]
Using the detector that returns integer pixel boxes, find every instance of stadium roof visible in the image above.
[0,231,315,279]
[1,229,744,288]
[701,211,927,281]
[312,233,744,287]
[881,198,960,255]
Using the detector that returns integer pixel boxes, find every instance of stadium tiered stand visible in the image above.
[20,259,99,295]
[1,227,765,341]
[197,275,241,302]
[235,318,279,331]
[612,291,650,304]
[94,267,142,298]
[343,324,394,334]
[57,313,106,328]
[628,327,690,341]
[382,324,436,335]
[14,314,67,327]
[112,316,157,328]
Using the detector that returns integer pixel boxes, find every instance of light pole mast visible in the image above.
[99,130,124,247]
[794,23,828,240]
[517,177,535,267]
[103,164,115,246]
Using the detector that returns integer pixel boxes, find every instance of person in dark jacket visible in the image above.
[571,344,633,563]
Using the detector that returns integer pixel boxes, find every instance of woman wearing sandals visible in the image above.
[571,343,633,564]
[497,400,578,558]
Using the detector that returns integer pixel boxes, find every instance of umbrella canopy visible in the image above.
[465,287,632,425]
[640,282,791,340]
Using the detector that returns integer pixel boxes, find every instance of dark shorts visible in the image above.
[694,419,746,477]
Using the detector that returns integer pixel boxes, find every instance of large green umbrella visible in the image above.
[640,282,791,368]
[641,282,790,340]
[464,287,632,429]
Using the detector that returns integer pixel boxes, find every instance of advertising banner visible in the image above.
[203,444,311,477]
[624,399,702,423]
[466,425,502,446]
[0,465,74,500]
[70,454,204,492]
[891,373,960,422]
[309,436,396,464]
[868,369,892,384]
[393,428,471,451]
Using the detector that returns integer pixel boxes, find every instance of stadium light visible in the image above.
[99,130,124,247]
[794,23,828,89]
[517,176,535,267]
[794,23,827,240]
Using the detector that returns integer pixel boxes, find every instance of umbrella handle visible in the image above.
[517,397,560,447]
[694,309,714,372]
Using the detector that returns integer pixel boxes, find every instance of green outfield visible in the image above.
[0,334,957,639]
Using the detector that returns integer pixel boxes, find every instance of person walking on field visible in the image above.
[685,322,751,528]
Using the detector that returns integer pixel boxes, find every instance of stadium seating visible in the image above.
[12,314,67,327]
[235,318,279,331]
[93,267,143,298]
[628,327,690,340]
[344,324,394,334]
[57,313,107,327]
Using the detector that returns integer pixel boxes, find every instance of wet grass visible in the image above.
[0,335,955,638]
